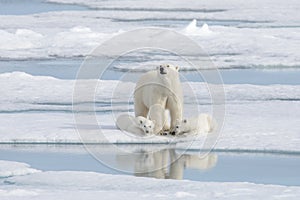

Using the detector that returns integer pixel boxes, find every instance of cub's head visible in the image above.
[136,116,154,135]
[157,64,179,76]
[171,118,188,135]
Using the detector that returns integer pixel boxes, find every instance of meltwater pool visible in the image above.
[0,145,299,186]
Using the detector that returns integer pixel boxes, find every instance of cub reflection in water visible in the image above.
[116,149,217,180]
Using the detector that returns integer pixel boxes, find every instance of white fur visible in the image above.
[116,114,154,135]
[173,114,216,135]
[148,104,170,134]
[134,64,183,134]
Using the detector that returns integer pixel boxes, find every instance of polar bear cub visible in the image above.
[116,114,154,135]
[172,114,216,135]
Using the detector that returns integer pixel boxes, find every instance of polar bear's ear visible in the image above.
[175,66,179,71]
[183,119,187,123]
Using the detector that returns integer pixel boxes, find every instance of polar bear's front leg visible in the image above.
[163,110,170,131]
[167,98,183,131]
[134,99,148,118]
[148,104,165,135]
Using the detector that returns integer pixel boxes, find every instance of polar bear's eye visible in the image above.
[167,65,170,67]
[144,125,146,128]
[149,126,151,128]
[176,126,179,128]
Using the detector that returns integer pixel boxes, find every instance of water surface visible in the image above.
[1,59,300,85]
[0,145,299,186]
[0,0,89,15]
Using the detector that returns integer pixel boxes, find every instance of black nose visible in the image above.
[146,131,149,133]
[160,67,164,72]
[171,132,175,136]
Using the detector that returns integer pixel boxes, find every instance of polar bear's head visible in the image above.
[157,64,179,77]
[136,116,155,134]
[172,118,189,135]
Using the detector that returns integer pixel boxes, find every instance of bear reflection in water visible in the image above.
[116,149,217,180]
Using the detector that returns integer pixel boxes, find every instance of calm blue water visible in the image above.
[0,59,300,85]
[0,0,88,15]
[0,145,299,186]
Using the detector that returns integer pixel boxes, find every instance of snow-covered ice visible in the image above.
[47,0,300,27]
[0,0,299,68]
[1,72,300,111]
[0,160,299,200]
[0,72,299,152]
[0,160,40,178]
[0,17,299,68]
[182,20,215,36]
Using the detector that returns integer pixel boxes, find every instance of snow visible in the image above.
[0,189,39,198]
[182,20,215,36]
[1,72,300,111]
[0,72,299,152]
[0,26,121,59]
[46,0,300,26]
[0,160,299,200]
[0,29,43,50]
[0,0,299,68]
[0,160,40,178]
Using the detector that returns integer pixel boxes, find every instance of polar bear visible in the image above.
[172,113,216,135]
[116,114,154,135]
[134,64,183,134]
[148,104,170,135]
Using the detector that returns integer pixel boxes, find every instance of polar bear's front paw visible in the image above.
[170,131,176,136]
[159,131,168,136]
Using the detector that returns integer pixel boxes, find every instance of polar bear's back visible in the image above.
[135,70,157,87]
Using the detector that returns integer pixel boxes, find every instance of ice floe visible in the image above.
[0,73,299,152]
[0,2,299,68]
[0,160,40,178]
[0,160,299,200]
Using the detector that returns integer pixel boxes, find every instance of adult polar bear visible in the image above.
[134,64,183,134]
